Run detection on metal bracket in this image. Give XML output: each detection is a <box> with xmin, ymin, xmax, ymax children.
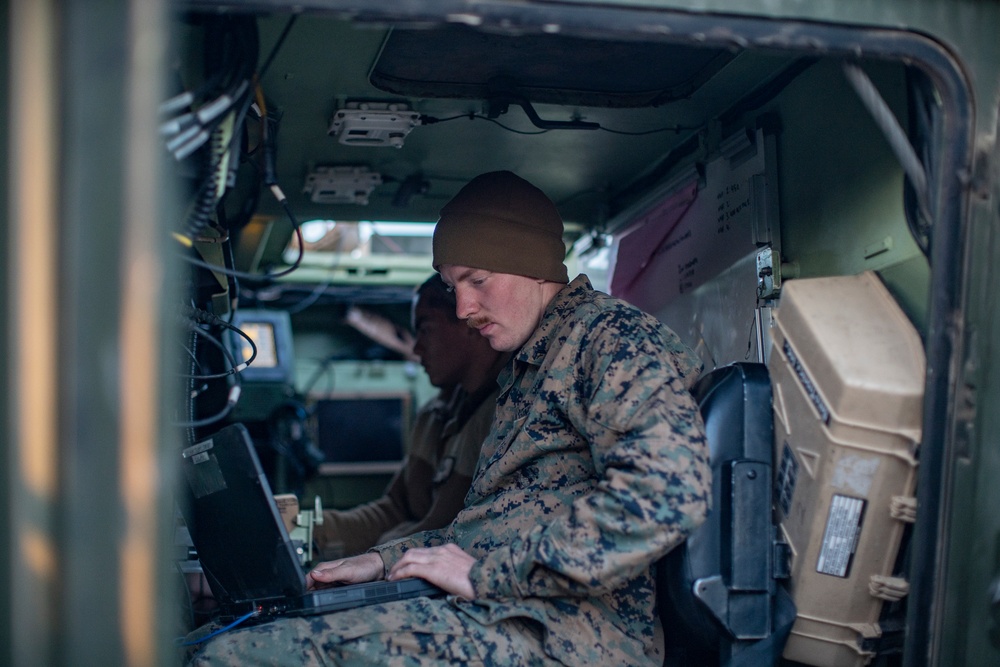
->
<box><xmin>485</xmin><ymin>77</ymin><xmax>599</xmax><ymax>130</ymax></box>
<box><xmin>756</xmin><ymin>246</ymin><xmax>781</xmax><ymax>300</ymax></box>
<box><xmin>328</xmin><ymin>100</ymin><xmax>421</xmax><ymax>148</ymax></box>
<box><xmin>288</xmin><ymin>495</ymin><xmax>324</xmax><ymax>565</ymax></box>
<box><xmin>303</xmin><ymin>165</ymin><xmax>382</xmax><ymax>205</ymax></box>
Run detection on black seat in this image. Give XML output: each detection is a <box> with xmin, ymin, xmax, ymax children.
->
<box><xmin>658</xmin><ymin>362</ymin><xmax>795</xmax><ymax>667</ymax></box>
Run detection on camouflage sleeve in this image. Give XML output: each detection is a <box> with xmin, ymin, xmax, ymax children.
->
<box><xmin>471</xmin><ymin>312</ymin><xmax>711</xmax><ymax>599</ymax></box>
<box><xmin>377</xmin><ymin>471</ymin><xmax>471</xmax><ymax>541</ymax></box>
<box><xmin>449</xmin><ymin>390</ymin><xmax>496</xmax><ymax>477</ymax></box>
<box><xmin>314</xmin><ymin>475</ymin><xmax>409</xmax><ymax>559</ymax></box>
<box><xmin>369</xmin><ymin>525</ymin><xmax>452</xmax><ymax>572</ymax></box>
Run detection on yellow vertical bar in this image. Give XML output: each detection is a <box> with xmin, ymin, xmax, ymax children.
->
<box><xmin>11</xmin><ymin>0</ymin><xmax>57</xmax><ymax>496</ymax></box>
<box><xmin>119</xmin><ymin>0</ymin><xmax>168</xmax><ymax>664</ymax></box>
<box><xmin>9</xmin><ymin>0</ymin><xmax>59</xmax><ymax>661</ymax></box>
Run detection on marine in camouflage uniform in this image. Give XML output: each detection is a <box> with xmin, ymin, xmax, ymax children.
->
<box><xmin>313</xmin><ymin>380</ymin><xmax>501</xmax><ymax>559</ymax></box>
<box><xmin>188</xmin><ymin>275</ymin><xmax>709</xmax><ymax>666</ymax></box>
<box><xmin>188</xmin><ymin>172</ymin><xmax>710</xmax><ymax>666</ymax></box>
<box><xmin>313</xmin><ymin>273</ymin><xmax>506</xmax><ymax>559</ymax></box>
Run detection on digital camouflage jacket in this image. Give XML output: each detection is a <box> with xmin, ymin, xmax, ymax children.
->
<box><xmin>375</xmin><ymin>275</ymin><xmax>711</xmax><ymax>665</ymax></box>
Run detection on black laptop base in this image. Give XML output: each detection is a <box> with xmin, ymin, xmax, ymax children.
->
<box><xmin>180</xmin><ymin>424</ymin><xmax>444</xmax><ymax>624</ymax></box>
<box><xmin>215</xmin><ymin>578</ymin><xmax>445</xmax><ymax>622</ymax></box>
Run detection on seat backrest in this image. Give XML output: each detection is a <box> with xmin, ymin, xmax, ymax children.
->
<box><xmin>658</xmin><ymin>362</ymin><xmax>792</xmax><ymax>667</ymax></box>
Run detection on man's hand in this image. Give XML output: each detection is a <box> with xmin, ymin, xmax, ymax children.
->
<box><xmin>306</xmin><ymin>552</ymin><xmax>384</xmax><ymax>590</ymax></box>
<box><xmin>387</xmin><ymin>543</ymin><xmax>476</xmax><ymax>599</ymax></box>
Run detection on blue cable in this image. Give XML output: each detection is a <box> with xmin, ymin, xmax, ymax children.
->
<box><xmin>177</xmin><ymin>610</ymin><xmax>258</xmax><ymax>646</ymax></box>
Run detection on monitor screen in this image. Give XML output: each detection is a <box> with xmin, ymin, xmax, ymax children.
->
<box><xmin>312</xmin><ymin>393</ymin><xmax>411</xmax><ymax>464</ymax></box>
<box><xmin>238</xmin><ymin>321</ymin><xmax>278</xmax><ymax>369</ymax></box>
<box><xmin>227</xmin><ymin>309</ymin><xmax>295</xmax><ymax>384</ymax></box>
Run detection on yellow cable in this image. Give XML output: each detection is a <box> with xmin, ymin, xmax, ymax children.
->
<box><xmin>172</xmin><ymin>232</ymin><xmax>193</xmax><ymax>248</ymax></box>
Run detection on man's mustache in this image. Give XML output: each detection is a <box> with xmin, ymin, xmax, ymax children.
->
<box><xmin>466</xmin><ymin>316</ymin><xmax>490</xmax><ymax>330</ymax></box>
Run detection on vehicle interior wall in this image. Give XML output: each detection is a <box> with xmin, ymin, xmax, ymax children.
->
<box><xmin>1</xmin><ymin>0</ymin><xmax>994</xmax><ymax>663</ymax></box>
<box><xmin>160</xmin><ymin>4</ymin><xmax>977</xmax><ymax>664</ymax></box>
<box><xmin>170</xmin><ymin>9</ymin><xmax>939</xmax><ymax>522</ymax></box>
<box><xmin>772</xmin><ymin>60</ymin><xmax>928</xmax><ymax>328</ymax></box>
<box><xmin>652</xmin><ymin>57</ymin><xmax>929</xmax><ymax>371</ymax></box>
<box><xmin>943</xmin><ymin>103</ymin><xmax>1000</xmax><ymax>667</ymax></box>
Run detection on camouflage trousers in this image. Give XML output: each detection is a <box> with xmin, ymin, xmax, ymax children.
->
<box><xmin>186</xmin><ymin>596</ymin><xmax>564</xmax><ymax>666</ymax></box>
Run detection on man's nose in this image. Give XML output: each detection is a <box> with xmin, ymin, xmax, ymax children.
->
<box><xmin>454</xmin><ymin>287</ymin><xmax>477</xmax><ymax>320</ymax></box>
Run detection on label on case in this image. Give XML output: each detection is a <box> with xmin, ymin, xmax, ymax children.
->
<box><xmin>816</xmin><ymin>494</ymin><xmax>865</xmax><ymax>577</ymax></box>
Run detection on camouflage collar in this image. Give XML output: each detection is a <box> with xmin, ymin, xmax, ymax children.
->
<box><xmin>516</xmin><ymin>273</ymin><xmax>592</xmax><ymax>366</ymax></box>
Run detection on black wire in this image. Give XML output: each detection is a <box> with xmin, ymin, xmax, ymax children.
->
<box><xmin>598</xmin><ymin>124</ymin><xmax>700</xmax><ymax>136</ymax></box>
<box><xmin>168</xmin><ymin>21</ymin><xmax>257</xmax><ymax>234</ymax></box>
<box><xmin>420</xmin><ymin>113</ymin><xmax>473</xmax><ymax>124</ymax></box>
<box><xmin>302</xmin><ymin>354</ymin><xmax>339</xmax><ymax>395</ymax></box>
<box><xmin>744</xmin><ymin>300</ymin><xmax>760</xmax><ymax>361</ymax></box>
<box><xmin>214</xmin><ymin>16</ymin><xmax>258</xmax><ymax>96</ymax></box>
<box><xmin>284</xmin><ymin>276</ymin><xmax>333</xmax><ymax>314</ymax></box>
<box><xmin>180</xmin><ymin>307</ymin><xmax>259</xmax><ymax>377</ymax></box>
<box><xmin>186</xmin><ymin>327</ymin><xmax>199</xmax><ymax>446</ymax></box>
<box><xmin>182</xmin><ymin>128</ymin><xmax>226</xmax><ymax>240</ymax></box>
<box><xmin>165</xmin><ymin>15</ymin><xmax>242</xmax><ymax>112</ymax></box>
<box><xmin>218</xmin><ymin>316</ymin><xmax>257</xmax><ymax>368</ymax></box>
<box><xmin>257</xmin><ymin>15</ymin><xmax>297</xmax><ymax>81</ymax></box>
<box><xmin>178</xmin><ymin>367</ymin><xmax>240</xmax><ymax>380</ymax></box>
<box><xmin>223</xmin><ymin>91</ymin><xmax>256</xmax><ymax>190</ymax></box>
<box><xmin>422</xmin><ymin>113</ymin><xmax>548</xmax><ymax>135</ymax></box>
<box><xmin>173</xmin><ymin>323</ymin><xmax>241</xmax><ymax>429</ymax></box>
<box><xmin>421</xmin><ymin>112</ymin><xmax>698</xmax><ymax>136</ymax></box>
<box><xmin>285</xmin><ymin>224</ymin><xmax>348</xmax><ymax>314</ymax></box>
<box><xmin>175</xmin><ymin>400</ymin><xmax>236</xmax><ymax>429</ymax></box>
<box><xmin>180</xmin><ymin>339</ymin><xmax>201</xmax><ymax>368</ymax></box>
<box><xmin>178</xmin><ymin>404</ymin><xmax>235</xmax><ymax>430</ymax></box>
<box><xmin>237</xmin><ymin>18</ymin><xmax>260</xmax><ymax>84</ymax></box>
<box><xmin>161</xmin><ymin>17</ymin><xmax>257</xmax><ymax>161</ymax></box>
<box><xmin>177</xmin><ymin>323</ymin><xmax>247</xmax><ymax>381</ymax></box>
<box><xmin>213</xmin><ymin>199</ymin><xmax>239</xmax><ymax>322</ymax></box>
<box><xmin>179</xmin><ymin>196</ymin><xmax>305</xmax><ymax>282</ymax></box>
<box><xmin>222</xmin><ymin>229</ymin><xmax>241</xmax><ymax>323</ymax></box>
<box><xmin>476</xmin><ymin>115</ymin><xmax>549</xmax><ymax>135</ymax></box>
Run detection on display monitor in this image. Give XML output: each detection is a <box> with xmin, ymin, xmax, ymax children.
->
<box><xmin>227</xmin><ymin>309</ymin><xmax>296</xmax><ymax>385</ymax></box>
<box><xmin>311</xmin><ymin>392</ymin><xmax>412</xmax><ymax>467</ymax></box>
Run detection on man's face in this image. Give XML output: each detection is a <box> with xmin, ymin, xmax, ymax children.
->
<box><xmin>412</xmin><ymin>299</ymin><xmax>475</xmax><ymax>388</ymax></box>
<box><xmin>438</xmin><ymin>265</ymin><xmax>549</xmax><ymax>353</ymax></box>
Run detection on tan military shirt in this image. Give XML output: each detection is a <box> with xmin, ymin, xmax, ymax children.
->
<box><xmin>316</xmin><ymin>382</ymin><xmax>499</xmax><ymax>558</ymax></box>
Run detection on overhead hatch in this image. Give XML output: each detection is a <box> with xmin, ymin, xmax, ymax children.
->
<box><xmin>368</xmin><ymin>24</ymin><xmax>738</xmax><ymax>108</ymax></box>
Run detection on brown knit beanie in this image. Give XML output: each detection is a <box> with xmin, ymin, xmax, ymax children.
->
<box><xmin>432</xmin><ymin>171</ymin><xmax>569</xmax><ymax>283</ymax></box>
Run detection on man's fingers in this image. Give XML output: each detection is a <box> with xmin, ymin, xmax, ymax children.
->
<box><xmin>387</xmin><ymin>544</ymin><xmax>476</xmax><ymax>599</ymax></box>
<box><xmin>306</xmin><ymin>562</ymin><xmax>346</xmax><ymax>589</ymax></box>
<box><xmin>306</xmin><ymin>553</ymin><xmax>384</xmax><ymax>590</ymax></box>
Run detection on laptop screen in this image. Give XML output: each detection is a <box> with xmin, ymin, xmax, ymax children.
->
<box><xmin>179</xmin><ymin>424</ymin><xmax>306</xmax><ymax>605</ymax></box>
